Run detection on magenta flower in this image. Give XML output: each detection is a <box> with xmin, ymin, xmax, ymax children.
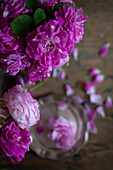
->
<box><xmin>105</xmin><ymin>96</ymin><xmax>112</xmax><ymax>108</ymax></box>
<box><xmin>55</xmin><ymin>5</ymin><xmax>88</xmax><ymax>43</ymax></box>
<box><xmin>65</xmin><ymin>84</ymin><xmax>74</xmax><ymax>96</ymax></box>
<box><xmin>3</xmin><ymin>85</ymin><xmax>40</xmax><ymax>129</ymax></box>
<box><xmin>26</xmin><ymin>20</ymin><xmax>73</xmax><ymax>69</ymax></box>
<box><xmin>0</xmin><ymin>121</ymin><xmax>31</xmax><ymax>163</ymax></box>
<box><xmin>27</xmin><ymin>61</ymin><xmax>52</xmax><ymax>82</ymax></box>
<box><xmin>90</xmin><ymin>94</ymin><xmax>103</xmax><ymax>105</ymax></box>
<box><xmin>0</xmin><ymin>0</ymin><xmax>31</xmax><ymax>22</ymax></box>
<box><xmin>96</xmin><ymin>106</ymin><xmax>105</xmax><ymax>117</ymax></box>
<box><xmin>71</xmin><ymin>47</ymin><xmax>79</xmax><ymax>61</ymax></box>
<box><xmin>0</xmin><ymin>23</ymin><xmax>24</xmax><ymax>55</ymax></box>
<box><xmin>85</xmin><ymin>82</ymin><xmax>96</xmax><ymax>95</ymax></box>
<box><xmin>93</xmin><ymin>74</ymin><xmax>105</xmax><ymax>83</ymax></box>
<box><xmin>89</xmin><ymin>67</ymin><xmax>101</xmax><ymax>75</ymax></box>
<box><xmin>47</xmin><ymin>116</ymin><xmax>76</xmax><ymax>150</ymax></box>
<box><xmin>99</xmin><ymin>42</ymin><xmax>110</xmax><ymax>57</ymax></box>
<box><xmin>0</xmin><ymin>53</ymin><xmax>31</xmax><ymax>76</ymax></box>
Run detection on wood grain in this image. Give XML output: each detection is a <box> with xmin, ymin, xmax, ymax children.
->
<box><xmin>0</xmin><ymin>0</ymin><xmax>113</xmax><ymax>169</ymax></box>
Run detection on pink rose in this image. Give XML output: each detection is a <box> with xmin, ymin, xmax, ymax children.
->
<box><xmin>3</xmin><ymin>85</ymin><xmax>40</xmax><ymax>129</ymax></box>
<box><xmin>0</xmin><ymin>121</ymin><xmax>31</xmax><ymax>163</ymax></box>
<box><xmin>47</xmin><ymin>116</ymin><xmax>77</xmax><ymax>150</ymax></box>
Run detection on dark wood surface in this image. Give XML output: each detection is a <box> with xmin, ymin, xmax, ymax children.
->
<box><xmin>0</xmin><ymin>0</ymin><xmax>113</xmax><ymax>169</ymax></box>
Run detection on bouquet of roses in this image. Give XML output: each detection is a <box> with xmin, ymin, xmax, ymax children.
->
<box><xmin>0</xmin><ymin>0</ymin><xmax>88</xmax><ymax>82</ymax></box>
<box><xmin>0</xmin><ymin>0</ymin><xmax>88</xmax><ymax>163</ymax></box>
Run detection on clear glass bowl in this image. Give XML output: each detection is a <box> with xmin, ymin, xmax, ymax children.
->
<box><xmin>30</xmin><ymin>94</ymin><xmax>89</xmax><ymax>160</ymax></box>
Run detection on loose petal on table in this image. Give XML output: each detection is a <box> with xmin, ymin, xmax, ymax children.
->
<box><xmin>105</xmin><ymin>96</ymin><xmax>112</xmax><ymax>108</ymax></box>
<box><xmin>90</xmin><ymin>94</ymin><xmax>103</xmax><ymax>105</ymax></box>
<box><xmin>99</xmin><ymin>42</ymin><xmax>110</xmax><ymax>57</ymax></box>
<box><xmin>93</xmin><ymin>74</ymin><xmax>105</xmax><ymax>83</ymax></box>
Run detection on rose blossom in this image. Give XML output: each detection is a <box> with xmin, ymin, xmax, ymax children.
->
<box><xmin>0</xmin><ymin>23</ymin><xmax>24</xmax><ymax>55</ymax></box>
<box><xmin>55</xmin><ymin>5</ymin><xmax>88</xmax><ymax>43</ymax></box>
<box><xmin>3</xmin><ymin>85</ymin><xmax>40</xmax><ymax>129</ymax></box>
<box><xmin>0</xmin><ymin>0</ymin><xmax>31</xmax><ymax>22</ymax></box>
<box><xmin>26</xmin><ymin>19</ymin><xmax>74</xmax><ymax>69</ymax></box>
<box><xmin>0</xmin><ymin>53</ymin><xmax>31</xmax><ymax>76</ymax></box>
<box><xmin>0</xmin><ymin>121</ymin><xmax>31</xmax><ymax>163</ymax></box>
<box><xmin>27</xmin><ymin>61</ymin><xmax>52</xmax><ymax>82</ymax></box>
<box><xmin>47</xmin><ymin>116</ymin><xmax>77</xmax><ymax>150</ymax></box>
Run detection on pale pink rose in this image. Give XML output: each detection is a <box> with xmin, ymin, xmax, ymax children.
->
<box><xmin>3</xmin><ymin>85</ymin><xmax>40</xmax><ymax>129</ymax></box>
<box><xmin>47</xmin><ymin>116</ymin><xmax>76</xmax><ymax>150</ymax></box>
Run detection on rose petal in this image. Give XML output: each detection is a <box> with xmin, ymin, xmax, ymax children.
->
<box><xmin>93</xmin><ymin>74</ymin><xmax>104</xmax><ymax>83</ymax></box>
<box><xmin>89</xmin><ymin>68</ymin><xmax>101</xmax><ymax>75</ymax></box>
<box><xmin>85</xmin><ymin>82</ymin><xmax>96</xmax><ymax>95</ymax></box>
<box><xmin>84</xmin><ymin>104</ymin><xmax>97</xmax><ymax>121</ymax></box>
<box><xmin>90</xmin><ymin>94</ymin><xmax>103</xmax><ymax>105</ymax></box>
<box><xmin>72</xmin><ymin>47</ymin><xmax>79</xmax><ymax>61</ymax></box>
<box><xmin>99</xmin><ymin>42</ymin><xmax>110</xmax><ymax>57</ymax></box>
<box><xmin>65</xmin><ymin>84</ymin><xmax>74</xmax><ymax>96</ymax></box>
<box><xmin>58</xmin><ymin>103</ymin><xmax>68</xmax><ymax>110</ymax></box>
<box><xmin>96</xmin><ymin>106</ymin><xmax>105</xmax><ymax>117</ymax></box>
<box><xmin>52</xmin><ymin>68</ymin><xmax>65</xmax><ymax>80</ymax></box>
<box><xmin>88</xmin><ymin>121</ymin><xmax>97</xmax><ymax>134</ymax></box>
<box><xmin>105</xmin><ymin>96</ymin><xmax>112</xmax><ymax>108</ymax></box>
<box><xmin>72</xmin><ymin>95</ymin><xmax>83</xmax><ymax>104</ymax></box>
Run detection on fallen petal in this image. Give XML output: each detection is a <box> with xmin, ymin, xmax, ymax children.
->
<box><xmin>84</xmin><ymin>104</ymin><xmax>97</xmax><ymax>121</ymax></box>
<box><xmin>89</xmin><ymin>68</ymin><xmax>101</xmax><ymax>75</ymax></box>
<box><xmin>93</xmin><ymin>74</ymin><xmax>104</xmax><ymax>83</ymax></box>
<box><xmin>105</xmin><ymin>96</ymin><xmax>112</xmax><ymax>108</ymax></box>
<box><xmin>99</xmin><ymin>42</ymin><xmax>110</xmax><ymax>57</ymax></box>
<box><xmin>85</xmin><ymin>82</ymin><xmax>96</xmax><ymax>95</ymax></box>
<box><xmin>58</xmin><ymin>103</ymin><xmax>68</xmax><ymax>110</ymax></box>
<box><xmin>65</xmin><ymin>84</ymin><xmax>74</xmax><ymax>96</ymax></box>
<box><xmin>96</xmin><ymin>106</ymin><xmax>105</xmax><ymax>117</ymax></box>
<box><xmin>88</xmin><ymin>121</ymin><xmax>97</xmax><ymax>134</ymax></box>
<box><xmin>72</xmin><ymin>95</ymin><xmax>83</xmax><ymax>104</ymax></box>
<box><xmin>90</xmin><ymin>94</ymin><xmax>103</xmax><ymax>105</ymax></box>
<box><xmin>52</xmin><ymin>68</ymin><xmax>65</xmax><ymax>80</ymax></box>
<box><xmin>72</xmin><ymin>47</ymin><xmax>79</xmax><ymax>61</ymax></box>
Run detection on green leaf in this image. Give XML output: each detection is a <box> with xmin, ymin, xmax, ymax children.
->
<box><xmin>11</xmin><ymin>15</ymin><xmax>34</xmax><ymax>36</ymax></box>
<box><xmin>66</xmin><ymin>61</ymin><xmax>70</xmax><ymax>67</ymax></box>
<box><xmin>54</xmin><ymin>2</ymin><xmax>72</xmax><ymax>10</ymax></box>
<box><xmin>34</xmin><ymin>8</ymin><xmax>46</xmax><ymax>27</ymax></box>
<box><xmin>25</xmin><ymin>0</ymin><xmax>38</xmax><ymax>10</ymax></box>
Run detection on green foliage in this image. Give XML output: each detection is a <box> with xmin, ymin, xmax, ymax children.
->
<box><xmin>25</xmin><ymin>0</ymin><xmax>38</xmax><ymax>10</ymax></box>
<box><xmin>34</xmin><ymin>8</ymin><xmax>46</xmax><ymax>27</ymax></box>
<box><xmin>54</xmin><ymin>2</ymin><xmax>72</xmax><ymax>10</ymax></box>
<box><xmin>11</xmin><ymin>14</ymin><xmax>34</xmax><ymax>36</ymax></box>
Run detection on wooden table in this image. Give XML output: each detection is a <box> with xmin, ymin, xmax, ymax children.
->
<box><xmin>0</xmin><ymin>0</ymin><xmax>113</xmax><ymax>169</ymax></box>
